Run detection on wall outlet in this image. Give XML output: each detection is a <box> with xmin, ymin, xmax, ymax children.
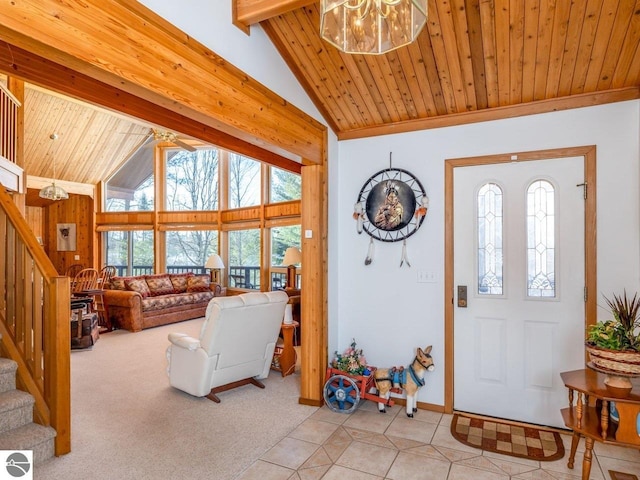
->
<box><xmin>74</xmin><ymin>255</ymin><xmax>80</xmax><ymax>260</ymax></box>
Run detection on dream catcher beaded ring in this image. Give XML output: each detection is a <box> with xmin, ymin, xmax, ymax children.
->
<box><xmin>353</xmin><ymin>167</ymin><xmax>428</xmax><ymax>266</ymax></box>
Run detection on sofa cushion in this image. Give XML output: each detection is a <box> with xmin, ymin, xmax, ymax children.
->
<box><xmin>110</xmin><ymin>276</ymin><xmax>133</xmax><ymax>291</ymax></box>
<box><xmin>187</xmin><ymin>274</ymin><xmax>210</xmax><ymax>293</ymax></box>
<box><xmin>125</xmin><ymin>277</ymin><xmax>151</xmax><ymax>298</ymax></box>
<box><xmin>145</xmin><ymin>274</ymin><xmax>175</xmax><ymax>296</ymax></box>
<box><xmin>170</xmin><ymin>273</ymin><xmax>194</xmax><ymax>294</ymax></box>
<box><xmin>141</xmin><ymin>291</ymin><xmax>213</xmax><ymax>312</ymax></box>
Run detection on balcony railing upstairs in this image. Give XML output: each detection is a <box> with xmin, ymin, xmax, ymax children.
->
<box><xmin>0</xmin><ymin>83</ymin><xmax>23</xmax><ymax>193</ymax></box>
<box><xmin>0</xmin><ymin>186</ymin><xmax>70</xmax><ymax>455</ymax></box>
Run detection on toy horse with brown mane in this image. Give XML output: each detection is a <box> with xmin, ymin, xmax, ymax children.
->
<box><xmin>373</xmin><ymin>346</ymin><xmax>434</xmax><ymax>417</ymax></box>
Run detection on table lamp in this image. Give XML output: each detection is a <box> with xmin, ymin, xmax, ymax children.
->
<box><xmin>205</xmin><ymin>253</ymin><xmax>225</xmax><ymax>284</ymax></box>
<box><xmin>282</xmin><ymin>247</ymin><xmax>301</xmax><ymax>289</ymax></box>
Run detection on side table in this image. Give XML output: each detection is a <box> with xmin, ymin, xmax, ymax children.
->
<box><xmin>560</xmin><ymin>369</ymin><xmax>640</xmax><ymax>480</ymax></box>
<box><xmin>272</xmin><ymin>321</ymin><xmax>299</xmax><ymax>377</ymax></box>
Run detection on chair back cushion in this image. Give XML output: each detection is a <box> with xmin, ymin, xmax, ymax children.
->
<box><xmin>199</xmin><ymin>291</ymin><xmax>288</xmax><ymax>365</ymax></box>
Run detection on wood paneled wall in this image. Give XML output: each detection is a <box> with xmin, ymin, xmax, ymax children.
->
<box><xmin>25</xmin><ymin>206</ymin><xmax>43</xmax><ymax>243</ymax></box>
<box><xmin>43</xmin><ymin>195</ymin><xmax>94</xmax><ymax>275</ymax></box>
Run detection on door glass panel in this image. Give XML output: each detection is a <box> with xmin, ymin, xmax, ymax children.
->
<box><xmin>527</xmin><ymin>180</ymin><xmax>555</xmax><ymax>297</ymax></box>
<box><xmin>477</xmin><ymin>183</ymin><xmax>503</xmax><ymax>295</ymax></box>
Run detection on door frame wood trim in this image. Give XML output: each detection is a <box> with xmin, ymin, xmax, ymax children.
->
<box><xmin>444</xmin><ymin>146</ymin><xmax>597</xmax><ymax>413</ymax></box>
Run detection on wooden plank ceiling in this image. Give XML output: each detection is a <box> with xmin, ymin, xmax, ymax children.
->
<box><xmin>21</xmin><ymin>85</ymin><xmax>152</xmax><ymax>185</ymax></box>
<box><xmin>253</xmin><ymin>0</ymin><xmax>640</xmax><ymax>139</ymax></box>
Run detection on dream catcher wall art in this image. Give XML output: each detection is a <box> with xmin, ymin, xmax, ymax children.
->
<box><xmin>353</xmin><ymin>163</ymin><xmax>428</xmax><ymax>266</ymax></box>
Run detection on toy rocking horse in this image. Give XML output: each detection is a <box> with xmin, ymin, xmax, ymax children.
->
<box><xmin>373</xmin><ymin>345</ymin><xmax>434</xmax><ymax>417</ymax></box>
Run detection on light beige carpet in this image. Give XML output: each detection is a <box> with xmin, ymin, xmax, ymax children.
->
<box><xmin>35</xmin><ymin>318</ymin><xmax>317</xmax><ymax>480</ymax></box>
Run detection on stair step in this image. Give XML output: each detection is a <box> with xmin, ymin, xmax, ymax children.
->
<box><xmin>0</xmin><ymin>358</ymin><xmax>17</xmax><ymax>394</ymax></box>
<box><xmin>0</xmin><ymin>423</ymin><xmax>56</xmax><ymax>465</ymax></box>
<box><xmin>0</xmin><ymin>390</ymin><xmax>34</xmax><ymax>434</ymax></box>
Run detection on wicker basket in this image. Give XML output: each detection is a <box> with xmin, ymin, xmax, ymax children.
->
<box><xmin>585</xmin><ymin>343</ymin><xmax>640</xmax><ymax>375</ymax></box>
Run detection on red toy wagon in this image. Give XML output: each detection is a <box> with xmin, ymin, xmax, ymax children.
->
<box><xmin>323</xmin><ymin>366</ymin><xmax>396</xmax><ymax>414</ymax></box>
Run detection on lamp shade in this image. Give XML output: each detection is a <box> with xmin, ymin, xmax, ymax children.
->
<box><xmin>282</xmin><ymin>247</ymin><xmax>302</xmax><ymax>266</ymax></box>
<box><xmin>205</xmin><ymin>253</ymin><xmax>225</xmax><ymax>269</ymax></box>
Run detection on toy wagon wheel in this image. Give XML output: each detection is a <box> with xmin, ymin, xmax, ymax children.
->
<box><xmin>323</xmin><ymin>374</ymin><xmax>360</xmax><ymax>414</ymax></box>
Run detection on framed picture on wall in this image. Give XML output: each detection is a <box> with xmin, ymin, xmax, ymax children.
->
<box><xmin>57</xmin><ymin>223</ymin><xmax>76</xmax><ymax>252</ymax></box>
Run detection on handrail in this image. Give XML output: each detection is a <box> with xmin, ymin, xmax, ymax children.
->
<box><xmin>0</xmin><ymin>185</ymin><xmax>70</xmax><ymax>455</ymax></box>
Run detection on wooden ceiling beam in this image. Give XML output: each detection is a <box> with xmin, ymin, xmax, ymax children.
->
<box><xmin>0</xmin><ymin>44</ymin><xmax>302</xmax><ymax>175</ymax></box>
<box><xmin>0</xmin><ymin>0</ymin><xmax>325</xmax><ymax>165</ymax></box>
<box><xmin>233</xmin><ymin>0</ymin><xmax>316</xmax><ymax>32</ymax></box>
<box><xmin>337</xmin><ymin>87</ymin><xmax>640</xmax><ymax>140</ymax></box>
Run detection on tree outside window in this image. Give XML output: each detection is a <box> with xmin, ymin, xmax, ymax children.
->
<box><xmin>229</xmin><ymin>153</ymin><xmax>260</xmax><ymax>208</ymax></box>
<box><xmin>228</xmin><ymin>229</ymin><xmax>260</xmax><ymax>289</ymax></box>
<box><xmin>105</xmin><ymin>230</ymin><xmax>154</xmax><ymax>276</ymax></box>
<box><xmin>165</xmin><ymin>148</ymin><xmax>219</xmax><ymax>211</ymax></box>
<box><xmin>166</xmin><ymin>230</ymin><xmax>219</xmax><ymax>274</ymax></box>
<box><xmin>270</xmin><ymin>167</ymin><xmax>301</xmax><ymax>203</ymax></box>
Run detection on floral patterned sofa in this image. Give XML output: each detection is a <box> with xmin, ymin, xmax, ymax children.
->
<box><xmin>103</xmin><ymin>273</ymin><xmax>224</xmax><ymax>332</ymax></box>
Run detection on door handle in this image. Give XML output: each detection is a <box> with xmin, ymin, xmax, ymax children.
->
<box><xmin>457</xmin><ymin>285</ymin><xmax>467</xmax><ymax>308</ymax></box>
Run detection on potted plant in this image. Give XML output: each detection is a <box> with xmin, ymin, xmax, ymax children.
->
<box><xmin>586</xmin><ymin>290</ymin><xmax>640</xmax><ymax>395</ymax></box>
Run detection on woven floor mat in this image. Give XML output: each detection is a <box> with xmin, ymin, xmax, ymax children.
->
<box><xmin>451</xmin><ymin>413</ymin><xmax>565</xmax><ymax>461</ymax></box>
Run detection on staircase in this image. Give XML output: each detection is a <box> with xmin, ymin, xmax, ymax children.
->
<box><xmin>0</xmin><ymin>358</ymin><xmax>56</xmax><ymax>464</ymax></box>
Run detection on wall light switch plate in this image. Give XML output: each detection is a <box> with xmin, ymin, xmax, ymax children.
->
<box><xmin>74</xmin><ymin>255</ymin><xmax>80</xmax><ymax>260</ymax></box>
<box><xmin>417</xmin><ymin>271</ymin><xmax>437</xmax><ymax>283</ymax></box>
<box><xmin>305</xmin><ymin>230</ymin><xmax>313</xmax><ymax>238</ymax></box>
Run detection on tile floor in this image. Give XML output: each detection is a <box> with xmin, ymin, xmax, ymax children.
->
<box><xmin>237</xmin><ymin>399</ymin><xmax>640</xmax><ymax>480</ymax></box>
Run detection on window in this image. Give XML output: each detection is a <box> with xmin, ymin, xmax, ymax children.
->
<box><xmin>228</xmin><ymin>229</ymin><xmax>260</xmax><ymax>289</ymax></box>
<box><xmin>166</xmin><ymin>230</ymin><xmax>219</xmax><ymax>274</ymax></box>
<box><xmin>228</xmin><ymin>153</ymin><xmax>260</xmax><ymax>208</ymax></box>
<box><xmin>105</xmin><ymin>148</ymin><xmax>154</xmax><ymax>212</ymax></box>
<box><xmin>527</xmin><ymin>180</ymin><xmax>555</xmax><ymax>297</ymax></box>
<box><xmin>105</xmin><ymin>230</ymin><xmax>154</xmax><ymax>276</ymax></box>
<box><xmin>477</xmin><ymin>183</ymin><xmax>503</xmax><ymax>295</ymax></box>
<box><xmin>165</xmin><ymin>148</ymin><xmax>219</xmax><ymax>211</ymax></box>
<box><xmin>271</xmin><ymin>225</ymin><xmax>301</xmax><ymax>290</ymax></box>
<box><xmin>270</xmin><ymin>167</ymin><xmax>301</xmax><ymax>203</ymax></box>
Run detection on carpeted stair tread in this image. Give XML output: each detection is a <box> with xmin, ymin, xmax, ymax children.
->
<box><xmin>0</xmin><ymin>390</ymin><xmax>35</xmax><ymax>434</ymax></box>
<box><xmin>0</xmin><ymin>358</ymin><xmax>17</xmax><ymax>393</ymax></box>
<box><xmin>0</xmin><ymin>423</ymin><xmax>56</xmax><ymax>464</ymax></box>
<box><xmin>0</xmin><ymin>422</ymin><xmax>56</xmax><ymax>449</ymax></box>
<box><xmin>0</xmin><ymin>389</ymin><xmax>34</xmax><ymax>414</ymax></box>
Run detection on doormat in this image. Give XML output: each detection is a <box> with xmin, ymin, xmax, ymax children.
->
<box><xmin>451</xmin><ymin>414</ymin><xmax>565</xmax><ymax>461</ymax></box>
<box><xmin>609</xmin><ymin>471</ymin><xmax>638</xmax><ymax>480</ymax></box>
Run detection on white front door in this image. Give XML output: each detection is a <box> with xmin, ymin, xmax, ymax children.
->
<box><xmin>453</xmin><ymin>157</ymin><xmax>585</xmax><ymax>428</ymax></box>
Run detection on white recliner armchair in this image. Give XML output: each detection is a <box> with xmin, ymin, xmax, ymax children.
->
<box><xmin>167</xmin><ymin>291</ymin><xmax>288</xmax><ymax>402</ymax></box>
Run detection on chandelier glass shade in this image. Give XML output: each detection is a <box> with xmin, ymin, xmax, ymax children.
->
<box><xmin>39</xmin><ymin>183</ymin><xmax>69</xmax><ymax>201</ymax></box>
<box><xmin>320</xmin><ymin>0</ymin><xmax>428</xmax><ymax>55</ymax></box>
<box><xmin>39</xmin><ymin>133</ymin><xmax>68</xmax><ymax>201</ymax></box>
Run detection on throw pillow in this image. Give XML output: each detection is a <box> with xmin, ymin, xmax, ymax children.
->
<box><xmin>145</xmin><ymin>274</ymin><xmax>175</xmax><ymax>296</ymax></box>
<box><xmin>124</xmin><ymin>277</ymin><xmax>151</xmax><ymax>298</ymax></box>
<box><xmin>110</xmin><ymin>276</ymin><xmax>131</xmax><ymax>291</ymax></box>
<box><xmin>187</xmin><ymin>274</ymin><xmax>210</xmax><ymax>293</ymax></box>
<box><xmin>170</xmin><ymin>273</ymin><xmax>194</xmax><ymax>293</ymax></box>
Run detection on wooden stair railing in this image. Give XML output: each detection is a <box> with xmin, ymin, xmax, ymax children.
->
<box><xmin>0</xmin><ymin>185</ymin><xmax>70</xmax><ymax>455</ymax></box>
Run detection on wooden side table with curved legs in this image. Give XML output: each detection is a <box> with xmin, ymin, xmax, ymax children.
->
<box><xmin>560</xmin><ymin>369</ymin><xmax>640</xmax><ymax>480</ymax></box>
<box><xmin>271</xmin><ymin>321</ymin><xmax>299</xmax><ymax>377</ymax></box>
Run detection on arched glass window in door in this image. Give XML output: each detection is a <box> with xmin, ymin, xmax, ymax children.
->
<box><xmin>477</xmin><ymin>183</ymin><xmax>503</xmax><ymax>295</ymax></box>
<box><xmin>527</xmin><ymin>180</ymin><xmax>555</xmax><ymax>297</ymax></box>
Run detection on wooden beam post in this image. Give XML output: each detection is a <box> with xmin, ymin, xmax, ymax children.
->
<box><xmin>299</xmin><ymin>161</ymin><xmax>327</xmax><ymax>406</ymax></box>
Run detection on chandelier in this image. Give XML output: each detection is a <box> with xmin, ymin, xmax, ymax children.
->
<box><xmin>39</xmin><ymin>133</ymin><xmax>69</xmax><ymax>201</ymax></box>
<box><xmin>320</xmin><ymin>0</ymin><xmax>428</xmax><ymax>55</ymax></box>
